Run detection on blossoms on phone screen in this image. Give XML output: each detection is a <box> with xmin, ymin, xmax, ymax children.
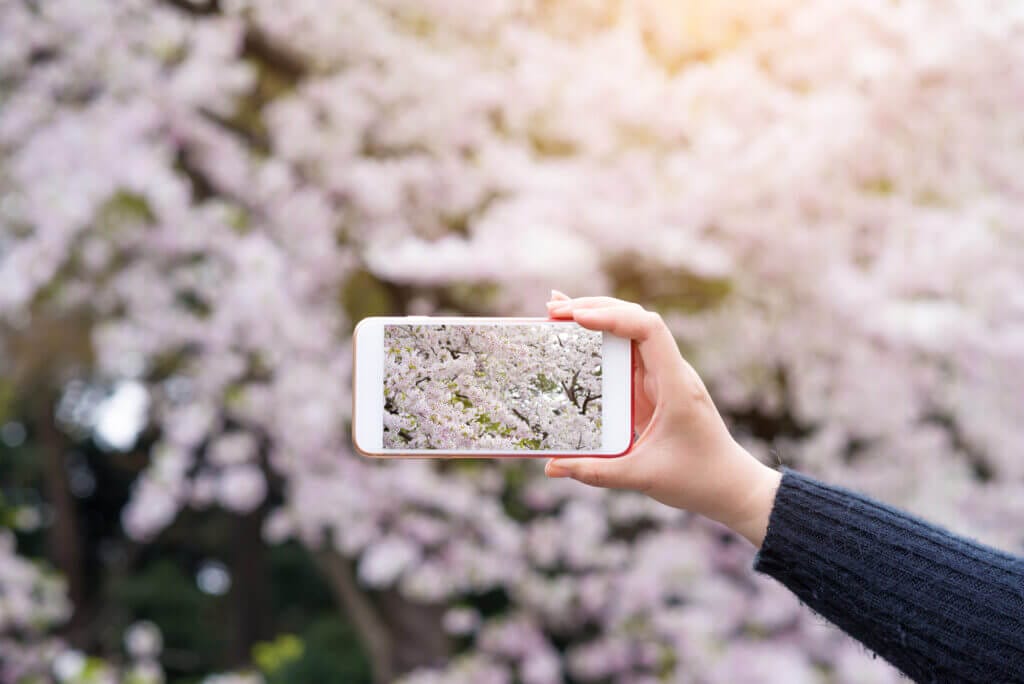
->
<box><xmin>383</xmin><ymin>324</ymin><xmax>603</xmax><ymax>450</ymax></box>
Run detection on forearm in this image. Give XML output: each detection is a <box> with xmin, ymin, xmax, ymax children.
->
<box><xmin>752</xmin><ymin>468</ymin><xmax>1024</xmax><ymax>683</ymax></box>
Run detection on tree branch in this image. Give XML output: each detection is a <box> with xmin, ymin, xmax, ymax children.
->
<box><xmin>314</xmin><ymin>552</ymin><xmax>450</xmax><ymax>680</ymax></box>
<box><xmin>511</xmin><ymin>407</ymin><xmax>543</xmax><ymax>438</ymax></box>
<box><xmin>561</xmin><ymin>368</ymin><xmax>581</xmax><ymax>407</ymax></box>
<box><xmin>157</xmin><ymin>0</ymin><xmax>221</xmax><ymax>16</ymax></box>
<box><xmin>315</xmin><ymin>552</ymin><xmax>395</xmax><ymax>684</ymax></box>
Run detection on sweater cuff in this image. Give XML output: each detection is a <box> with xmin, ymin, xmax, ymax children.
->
<box><xmin>752</xmin><ymin>466</ymin><xmax>1024</xmax><ymax>683</ymax></box>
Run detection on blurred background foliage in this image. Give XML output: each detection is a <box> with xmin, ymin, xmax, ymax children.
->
<box><xmin>0</xmin><ymin>410</ymin><xmax>372</xmax><ymax>682</ymax></box>
<box><xmin>3</xmin><ymin>0</ymin><xmax>1024</xmax><ymax>682</ymax></box>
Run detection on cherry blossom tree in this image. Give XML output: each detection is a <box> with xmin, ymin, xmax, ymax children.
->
<box><xmin>384</xmin><ymin>324</ymin><xmax>602</xmax><ymax>450</ymax></box>
<box><xmin>0</xmin><ymin>530</ymin><xmax>70</xmax><ymax>683</ymax></box>
<box><xmin>2</xmin><ymin>0</ymin><xmax>1024</xmax><ymax>682</ymax></box>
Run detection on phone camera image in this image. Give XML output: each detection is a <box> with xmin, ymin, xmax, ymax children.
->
<box><xmin>383</xmin><ymin>323</ymin><xmax>602</xmax><ymax>451</ymax></box>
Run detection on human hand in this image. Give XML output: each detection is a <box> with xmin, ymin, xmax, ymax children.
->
<box><xmin>545</xmin><ymin>291</ymin><xmax>781</xmax><ymax>547</ymax></box>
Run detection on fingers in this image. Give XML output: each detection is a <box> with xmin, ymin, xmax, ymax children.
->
<box><xmin>546</xmin><ymin>295</ymin><xmax>641</xmax><ymax>318</ymax></box>
<box><xmin>571</xmin><ymin>306</ymin><xmax>683</xmax><ymax>384</ymax></box>
<box><xmin>634</xmin><ymin>363</ymin><xmax>655</xmax><ymax>432</ymax></box>
<box><xmin>545</xmin><ymin>293</ymin><xmax>685</xmax><ymax>395</ymax></box>
<box><xmin>559</xmin><ymin>296</ymin><xmax>643</xmax><ymax>310</ymax></box>
<box><xmin>547</xmin><ymin>298</ymin><xmax>572</xmax><ymax>319</ymax></box>
<box><xmin>570</xmin><ymin>305</ymin><xmax>653</xmax><ymax>338</ymax></box>
<box><xmin>545</xmin><ymin>454</ymin><xmax>648</xmax><ymax>491</ymax></box>
<box><xmin>550</xmin><ymin>289</ymin><xmax>571</xmax><ymax>301</ymax></box>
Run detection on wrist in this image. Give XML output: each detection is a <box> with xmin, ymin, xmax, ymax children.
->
<box><xmin>717</xmin><ymin>448</ymin><xmax>782</xmax><ymax>548</ymax></box>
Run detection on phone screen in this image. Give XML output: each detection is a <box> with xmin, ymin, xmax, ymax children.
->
<box><xmin>383</xmin><ymin>322</ymin><xmax>603</xmax><ymax>451</ymax></box>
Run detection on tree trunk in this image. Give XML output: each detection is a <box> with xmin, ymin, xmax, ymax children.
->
<box><xmin>37</xmin><ymin>396</ymin><xmax>86</xmax><ymax>640</ymax></box>
<box><xmin>316</xmin><ymin>551</ymin><xmax>450</xmax><ymax>684</ymax></box>
<box><xmin>229</xmin><ymin>508</ymin><xmax>271</xmax><ymax>665</ymax></box>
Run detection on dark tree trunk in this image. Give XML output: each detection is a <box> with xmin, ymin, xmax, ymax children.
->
<box><xmin>37</xmin><ymin>397</ymin><xmax>86</xmax><ymax>640</ymax></box>
<box><xmin>377</xmin><ymin>588</ymin><xmax>450</xmax><ymax>675</ymax></box>
<box><xmin>229</xmin><ymin>508</ymin><xmax>272</xmax><ymax>664</ymax></box>
<box><xmin>316</xmin><ymin>551</ymin><xmax>450</xmax><ymax>684</ymax></box>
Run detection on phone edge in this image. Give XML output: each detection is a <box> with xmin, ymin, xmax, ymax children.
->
<box><xmin>350</xmin><ymin>316</ymin><xmax>635</xmax><ymax>459</ymax></box>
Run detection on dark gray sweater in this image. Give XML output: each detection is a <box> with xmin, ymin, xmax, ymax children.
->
<box><xmin>753</xmin><ymin>467</ymin><xmax>1024</xmax><ymax>683</ymax></box>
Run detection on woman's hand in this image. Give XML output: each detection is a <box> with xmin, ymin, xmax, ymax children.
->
<box><xmin>545</xmin><ymin>291</ymin><xmax>781</xmax><ymax>547</ymax></box>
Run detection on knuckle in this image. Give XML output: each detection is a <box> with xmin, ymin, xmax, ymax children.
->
<box><xmin>686</xmin><ymin>369</ymin><xmax>711</xmax><ymax>405</ymax></box>
<box><xmin>688</xmin><ymin>385</ymin><xmax>711</xmax><ymax>411</ymax></box>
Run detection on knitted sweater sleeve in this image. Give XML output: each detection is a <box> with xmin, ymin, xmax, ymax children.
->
<box><xmin>752</xmin><ymin>467</ymin><xmax>1024</xmax><ymax>683</ymax></box>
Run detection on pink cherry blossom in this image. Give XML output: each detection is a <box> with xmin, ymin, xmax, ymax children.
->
<box><xmin>3</xmin><ymin>0</ymin><xmax>1023</xmax><ymax>680</ymax></box>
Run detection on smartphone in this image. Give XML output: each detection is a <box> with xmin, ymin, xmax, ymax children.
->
<box><xmin>352</xmin><ymin>317</ymin><xmax>634</xmax><ymax>457</ymax></box>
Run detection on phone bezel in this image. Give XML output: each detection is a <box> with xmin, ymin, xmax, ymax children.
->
<box><xmin>352</xmin><ymin>316</ymin><xmax>634</xmax><ymax>458</ymax></box>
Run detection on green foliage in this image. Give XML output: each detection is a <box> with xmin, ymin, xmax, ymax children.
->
<box><xmin>75</xmin><ymin>657</ymin><xmax>116</xmax><ymax>684</ymax></box>
<box><xmin>532</xmin><ymin>373</ymin><xmax>559</xmax><ymax>393</ymax></box>
<box><xmin>440</xmin><ymin>192</ymin><xmax>502</xmax><ymax>237</ymax></box>
<box><xmin>443</xmin><ymin>282</ymin><xmax>500</xmax><ymax>312</ymax></box>
<box><xmin>473</xmin><ymin>412</ymin><xmax>515</xmax><ymax>438</ymax></box>
<box><xmin>526</xmin><ymin>128</ymin><xmax>579</xmax><ymax>158</ymax></box>
<box><xmin>0</xmin><ymin>492</ymin><xmax>14</xmax><ymax>528</ymax></box>
<box><xmin>449</xmin><ymin>392</ymin><xmax>523</xmax><ymax>442</ymax></box>
<box><xmin>227</xmin><ymin>38</ymin><xmax>303</xmax><ymax>154</ymax></box>
<box><xmin>226</xmin><ymin>206</ymin><xmax>251</xmax><ymax>234</ymax></box>
<box><xmin>656</xmin><ymin>644</ymin><xmax>678</xmax><ymax>679</ymax></box>
<box><xmin>862</xmin><ymin>176</ymin><xmax>895</xmax><ymax>195</ymax></box>
<box><xmin>96</xmin><ymin>191</ymin><xmax>155</xmax><ymax>234</ymax></box>
<box><xmin>0</xmin><ymin>400</ymin><xmax>373</xmax><ymax>684</ymax></box>
<box><xmin>0</xmin><ymin>428</ymin><xmax>50</xmax><ymax>558</ymax></box>
<box><xmin>14</xmin><ymin>675</ymin><xmax>48</xmax><ymax>684</ymax></box>
<box><xmin>608</xmin><ymin>257</ymin><xmax>732</xmax><ymax>314</ymax></box>
<box><xmin>253</xmin><ymin>634</ymin><xmax>304</xmax><ymax>674</ymax></box>
<box><xmin>112</xmin><ymin>560</ymin><xmax>230</xmax><ymax>669</ymax></box>
<box><xmin>500</xmin><ymin>461</ymin><xmax>533</xmax><ymax>522</ymax></box>
<box><xmin>340</xmin><ymin>270</ymin><xmax>395</xmax><ymax>328</ymax></box>
<box><xmin>261</xmin><ymin>618</ymin><xmax>372</xmax><ymax>684</ymax></box>
<box><xmin>267</xmin><ymin>542</ymin><xmax>338</xmax><ymax>629</ymax></box>
<box><xmin>0</xmin><ymin>380</ymin><xmax>16</xmax><ymax>424</ymax></box>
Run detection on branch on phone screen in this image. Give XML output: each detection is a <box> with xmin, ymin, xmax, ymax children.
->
<box><xmin>581</xmin><ymin>392</ymin><xmax>601</xmax><ymax>415</ymax></box>
<box><xmin>511</xmin><ymin>407</ymin><xmax>548</xmax><ymax>442</ymax></box>
<box><xmin>560</xmin><ymin>368</ymin><xmax>582</xmax><ymax>407</ymax></box>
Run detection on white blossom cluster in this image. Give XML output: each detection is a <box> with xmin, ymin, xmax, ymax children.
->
<box><xmin>0</xmin><ymin>531</ymin><xmax>69</xmax><ymax>634</ymax></box>
<box><xmin>2</xmin><ymin>0</ymin><xmax>1024</xmax><ymax>680</ymax></box>
<box><xmin>0</xmin><ymin>531</ymin><xmax>70</xmax><ymax>682</ymax></box>
<box><xmin>384</xmin><ymin>324</ymin><xmax>602</xmax><ymax>450</ymax></box>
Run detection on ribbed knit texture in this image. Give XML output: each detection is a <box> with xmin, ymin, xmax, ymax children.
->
<box><xmin>753</xmin><ymin>467</ymin><xmax>1024</xmax><ymax>683</ymax></box>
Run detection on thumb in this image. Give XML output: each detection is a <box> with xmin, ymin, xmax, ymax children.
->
<box><xmin>545</xmin><ymin>456</ymin><xmax>640</xmax><ymax>490</ymax></box>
